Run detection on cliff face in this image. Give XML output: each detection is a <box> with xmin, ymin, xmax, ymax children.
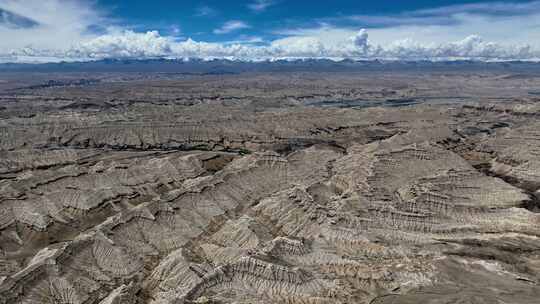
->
<box><xmin>1</xmin><ymin>71</ymin><xmax>539</xmax><ymax>304</ymax></box>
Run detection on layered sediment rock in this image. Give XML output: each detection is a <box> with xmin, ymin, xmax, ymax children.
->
<box><xmin>1</xmin><ymin>72</ymin><xmax>540</xmax><ymax>303</ymax></box>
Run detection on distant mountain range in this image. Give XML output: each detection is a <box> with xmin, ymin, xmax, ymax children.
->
<box><xmin>1</xmin><ymin>58</ymin><xmax>540</xmax><ymax>73</ymax></box>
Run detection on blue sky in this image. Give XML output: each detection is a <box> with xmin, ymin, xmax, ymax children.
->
<box><xmin>1</xmin><ymin>0</ymin><xmax>540</xmax><ymax>62</ymax></box>
<box><xmin>97</xmin><ymin>0</ymin><xmax>522</xmax><ymax>41</ymax></box>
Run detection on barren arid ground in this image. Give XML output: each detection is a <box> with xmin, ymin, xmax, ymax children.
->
<box><xmin>1</xmin><ymin>68</ymin><xmax>540</xmax><ymax>303</ymax></box>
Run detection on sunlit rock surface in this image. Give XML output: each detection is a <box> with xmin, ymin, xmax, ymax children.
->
<box><xmin>1</xmin><ymin>70</ymin><xmax>539</xmax><ymax>303</ymax></box>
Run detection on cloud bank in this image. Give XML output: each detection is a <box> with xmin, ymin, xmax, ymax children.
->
<box><xmin>5</xmin><ymin>29</ymin><xmax>538</xmax><ymax>63</ymax></box>
<box><xmin>1</xmin><ymin>0</ymin><xmax>540</xmax><ymax>63</ymax></box>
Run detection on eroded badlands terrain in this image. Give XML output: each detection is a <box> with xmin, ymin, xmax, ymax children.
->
<box><xmin>0</xmin><ymin>70</ymin><xmax>540</xmax><ymax>303</ymax></box>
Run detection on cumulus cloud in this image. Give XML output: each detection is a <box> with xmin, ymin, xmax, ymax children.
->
<box><xmin>213</xmin><ymin>20</ymin><xmax>250</xmax><ymax>34</ymax></box>
<box><xmin>352</xmin><ymin>29</ymin><xmax>369</xmax><ymax>54</ymax></box>
<box><xmin>248</xmin><ymin>0</ymin><xmax>277</xmax><ymax>12</ymax></box>
<box><xmin>71</xmin><ymin>30</ymin><xmax>173</xmax><ymax>59</ymax></box>
<box><xmin>270</xmin><ymin>36</ymin><xmax>327</xmax><ymax>57</ymax></box>
<box><xmin>346</xmin><ymin>2</ymin><xmax>540</xmax><ymax>48</ymax></box>
<box><xmin>2</xmin><ymin>0</ymin><xmax>540</xmax><ymax>63</ymax></box>
<box><xmin>4</xmin><ymin>28</ymin><xmax>540</xmax><ymax>62</ymax></box>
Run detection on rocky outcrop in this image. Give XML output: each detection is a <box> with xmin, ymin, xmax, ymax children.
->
<box><xmin>1</xmin><ymin>72</ymin><xmax>540</xmax><ymax>303</ymax></box>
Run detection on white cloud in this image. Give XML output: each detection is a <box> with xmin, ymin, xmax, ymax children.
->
<box><xmin>352</xmin><ymin>29</ymin><xmax>369</xmax><ymax>54</ymax></box>
<box><xmin>413</xmin><ymin>1</ymin><xmax>540</xmax><ymax>17</ymax></box>
<box><xmin>4</xmin><ymin>28</ymin><xmax>540</xmax><ymax>62</ymax></box>
<box><xmin>248</xmin><ymin>0</ymin><xmax>276</xmax><ymax>12</ymax></box>
<box><xmin>2</xmin><ymin>0</ymin><xmax>540</xmax><ymax>62</ymax></box>
<box><xmin>213</xmin><ymin>20</ymin><xmax>250</xmax><ymax>34</ymax></box>
<box><xmin>270</xmin><ymin>36</ymin><xmax>326</xmax><ymax>57</ymax></box>
<box><xmin>0</xmin><ymin>0</ymin><xmax>108</xmax><ymax>52</ymax></box>
<box><xmin>348</xmin><ymin>2</ymin><xmax>540</xmax><ymax>28</ymax></box>
<box><xmin>194</xmin><ymin>6</ymin><xmax>217</xmax><ymax>17</ymax></box>
<box><xmin>224</xmin><ymin>35</ymin><xmax>265</xmax><ymax>45</ymax></box>
<box><xmin>343</xmin><ymin>1</ymin><xmax>540</xmax><ymax>48</ymax></box>
<box><xmin>267</xmin><ymin>26</ymin><xmax>540</xmax><ymax>60</ymax></box>
<box><xmin>71</xmin><ymin>30</ymin><xmax>173</xmax><ymax>59</ymax></box>
<box><xmin>170</xmin><ymin>25</ymin><xmax>181</xmax><ymax>36</ymax></box>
